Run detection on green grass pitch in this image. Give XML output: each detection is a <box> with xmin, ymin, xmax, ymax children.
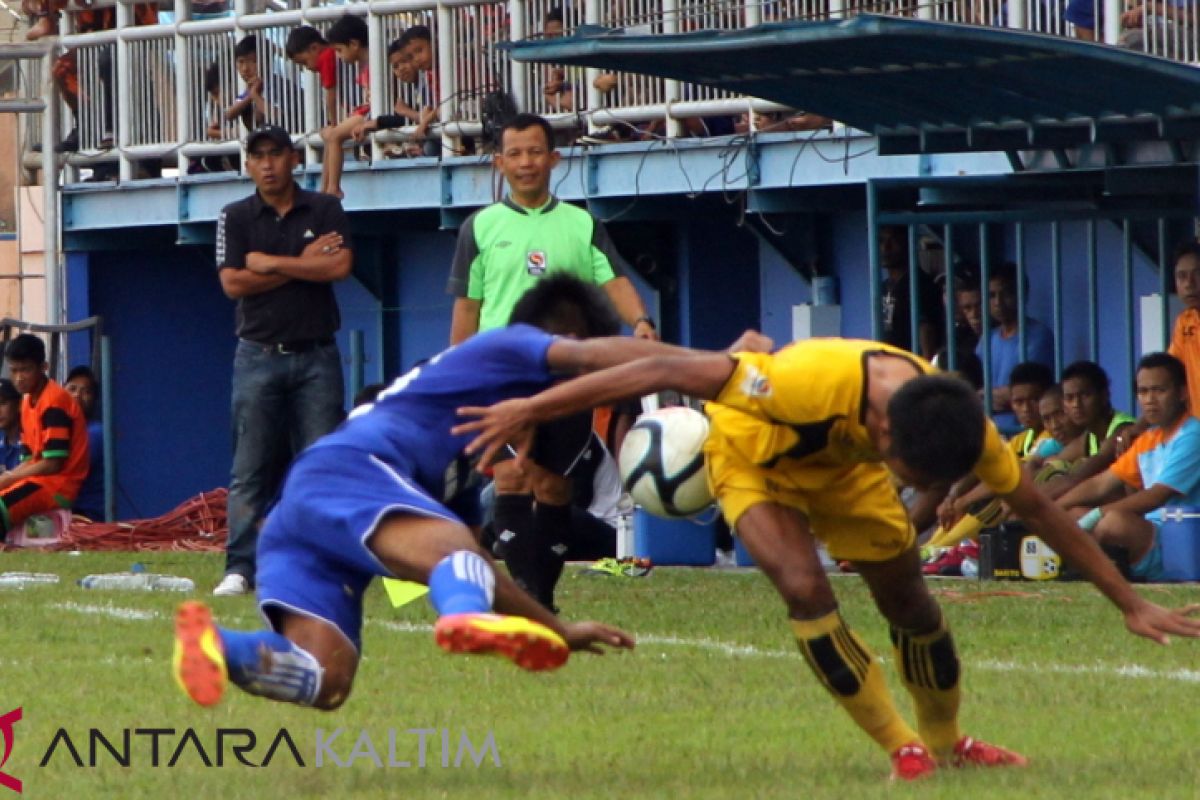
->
<box><xmin>2</xmin><ymin>550</ymin><xmax>1199</xmax><ymax>799</ymax></box>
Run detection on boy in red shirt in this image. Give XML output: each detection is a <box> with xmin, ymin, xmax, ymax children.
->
<box><xmin>285</xmin><ymin>26</ymin><xmax>339</xmax><ymax>128</ymax></box>
<box><xmin>0</xmin><ymin>334</ymin><xmax>89</xmax><ymax>538</ymax></box>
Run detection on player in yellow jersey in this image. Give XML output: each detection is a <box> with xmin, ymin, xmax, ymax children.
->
<box><xmin>454</xmin><ymin>336</ymin><xmax>1200</xmax><ymax>782</ymax></box>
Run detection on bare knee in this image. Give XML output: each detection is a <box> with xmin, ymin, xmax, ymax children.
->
<box><xmin>766</xmin><ymin>565</ymin><xmax>837</xmax><ymax>619</ymax></box>
<box><xmin>313</xmin><ymin>668</ymin><xmax>354</xmax><ymax>710</ymax></box>
<box><xmin>532</xmin><ymin>469</ymin><xmax>571</xmax><ymax>506</ymax></box>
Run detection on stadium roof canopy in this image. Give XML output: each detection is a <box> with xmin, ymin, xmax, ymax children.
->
<box><xmin>505</xmin><ymin>15</ymin><xmax>1200</xmax><ymax>155</ymax></box>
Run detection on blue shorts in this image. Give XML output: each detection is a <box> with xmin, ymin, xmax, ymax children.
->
<box><xmin>1130</xmin><ymin>523</ymin><xmax>1166</xmax><ymax>582</ymax></box>
<box><xmin>256</xmin><ymin>444</ymin><xmax>469</xmax><ymax>651</ymax></box>
<box><xmin>1065</xmin><ymin>0</ymin><xmax>1097</xmax><ymax>30</ymax></box>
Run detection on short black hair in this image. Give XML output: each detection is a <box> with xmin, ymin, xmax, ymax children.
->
<box><xmin>1173</xmin><ymin>239</ymin><xmax>1200</xmax><ymax>266</ymax></box>
<box><xmin>234</xmin><ymin>34</ymin><xmax>257</xmax><ymax>59</ymax></box>
<box><xmin>1062</xmin><ymin>360</ymin><xmax>1110</xmax><ymax>394</ymax></box>
<box><xmin>285</xmin><ymin>25</ymin><xmax>327</xmax><ymax>57</ymax></box>
<box><xmin>1009</xmin><ymin>361</ymin><xmax>1054</xmax><ymax>391</ymax></box>
<box><xmin>6</xmin><ymin>333</ymin><xmax>45</xmax><ymax>365</ymax></box>
<box><xmin>203</xmin><ymin>61</ymin><xmax>221</xmax><ymax>96</ymax></box>
<box><xmin>1040</xmin><ymin>383</ymin><xmax>1063</xmax><ymax>402</ymax></box>
<box><xmin>327</xmin><ymin>14</ymin><xmax>369</xmax><ymax>47</ymax></box>
<box><xmin>545</xmin><ymin>6</ymin><xmax>564</xmax><ymax>24</ymax></box>
<box><xmin>66</xmin><ymin>365</ymin><xmax>97</xmax><ymax>386</ymax></box>
<box><xmin>508</xmin><ymin>274</ymin><xmax>621</xmax><ymax>338</ymax></box>
<box><xmin>353</xmin><ymin>382</ymin><xmax>386</xmax><ymax>408</ymax></box>
<box><xmin>934</xmin><ymin>349</ymin><xmax>983</xmax><ymax>391</ymax></box>
<box><xmin>500</xmin><ymin>113</ymin><xmax>555</xmax><ymax>151</ymax></box>
<box><xmin>387</xmin><ymin>37</ymin><xmax>406</xmax><ymax>58</ymax></box>
<box><xmin>887</xmin><ymin>374</ymin><xmax>986</xmax><ymax>483</ymax></box>
<box><xmin>988</xmin><ymin>261</ymin><xmax>1021</xmax><ymax>294</ymax></box>
<box><xmin>397</xmin><ymin>24</ymin><xmax>432</xmax><ymax>48</ymax></box>
<box><xmin>1137</xmin><ymin>352</ymin><xmax>1187</xmax><ymax>390</ymax></box>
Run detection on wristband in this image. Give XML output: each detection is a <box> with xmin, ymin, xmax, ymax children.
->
<box><xmin>633</xmin><ymin>315</ymin><xmax>656</xmax><ymax>330</ymax></box>
<box><xmin>1078</xmin><ymin>507</ymin><xmax>1103</xmax><ymax>532</ymax></box>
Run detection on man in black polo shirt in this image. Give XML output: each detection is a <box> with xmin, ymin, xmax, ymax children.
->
<box><xmin>213</xmin><ymin>125</ymin><xmax>352</xmax><ymax>596</ymax></box>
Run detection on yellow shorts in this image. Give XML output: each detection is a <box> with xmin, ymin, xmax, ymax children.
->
<box><xmin>704</xmin><ymin>434</ymin><xmax>915</xmax><ymax>563</ymax></box>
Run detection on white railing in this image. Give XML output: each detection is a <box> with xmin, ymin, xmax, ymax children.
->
<box><xmin>19</xmin><ymin>0</ymin><xmax>1194</xmax><ymax>178</ymax></box>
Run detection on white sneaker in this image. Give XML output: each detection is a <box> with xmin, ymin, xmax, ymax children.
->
<box><xmin>212</xmin><ymin>573</ymin><xmax>251</xmax><ymax>597</ymax></box>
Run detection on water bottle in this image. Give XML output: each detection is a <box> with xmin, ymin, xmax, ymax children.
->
<box><xmin>79</xmin><ymin>572</ymin><xmax>195</xmax><ymax>592</ymax></box>
<box><xmin>0</xmin><ymin>572</ymin><xmax>61</xmax><ymax>588</ymax></box>
<box><xmin>960</xmin><ymin>557</ymin><xmax>980</xmax><ymax>579</ymax></box>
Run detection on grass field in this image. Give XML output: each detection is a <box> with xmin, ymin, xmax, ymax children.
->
<box><xmin>3</xmin><ymin>550</ymin><xmax>1199</xmax><ymax>800</ymax></box>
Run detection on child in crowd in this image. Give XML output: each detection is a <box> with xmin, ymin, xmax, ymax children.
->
<box><xmin>225</xmin><ymin>35</ymin><xmax>275</xmax><ymax>132</ymax></box>
<box><xmin>321</xmin><ymin>15</ymin><xmax>372</xmax><ymax>197</ymax></box>
<box><xmin>286</xmin><ymin>26</ymin><xmax>340</xmax><ymax>127</ymax></box>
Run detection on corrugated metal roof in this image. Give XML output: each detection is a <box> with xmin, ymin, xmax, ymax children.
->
<box><xmin>506</xmin><ymin>16</ymin><xmax>1200</xmax><ymax>153</ymax></box>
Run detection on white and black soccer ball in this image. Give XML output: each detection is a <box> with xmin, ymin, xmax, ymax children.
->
<box><xmin>618</xmin><ymin>407</ymin><xmax>714</xmax><ymax>518</ymax></box>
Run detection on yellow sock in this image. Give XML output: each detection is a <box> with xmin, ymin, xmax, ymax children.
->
<box><xmin>927</xmin><ymin>513</ymin><xmax>984</xmax><ymax>550</ymax></box>
<box><xmin>890</xmin><ymin>616</ymin><xmax>963</xmax><ymax>757</ymax></box>
<box><xmin>791</xmin><ymin>612</ymin><xmax>919</xmax><ymax>754</ymax></box>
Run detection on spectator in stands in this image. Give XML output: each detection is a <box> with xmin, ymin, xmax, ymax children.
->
<box><xmin>1168</xmin><ymin>239</ymin><xmax>1200</xmax><ymax>414</ymax></box>
<box><xmin>65</xmin><ymin>365</ymin><xmax>104</xmax><ymax>520</ymax></box>
<box><xmin>1058</xmin><ymin>353</ymin><xmax>1200</xmax><ymax>582</ymax></box>
<box><xmin>321</xmin><ymin>15</ymin><xmax>372</xmax><ymax>198</ymax></box>
<box><xmin>447</xmin><ymin>114</ymin><xmax>656</xmax><ymax>610</ymax></box>
<box><xmin>25</xmin><ymin>0</ymin><xmax>157</xmax><ymax>154</ymax></box>
<box><xmin>213</xmin><ymin>125</ymin><xmax>351</xmax><ymax>595</ymax></box>
<box><xmin>1040</xmin><ymin>360</ymin><xmax>1139</xmax><ymax>500</ymax></box>
<box><xmin>188</xmin><ymin>62</ymin><xmax>236</xmax><ymax>175</ymax></box>
<box><xmin>880</xmin><ymin>225</ymin><xmax>942</xmax><ymax>360</ymax></box>
<box><xmin>398</xmin><ymin>25</ymin><xmax>437</xmax><ymax>105</ymax></box>
<box><xmin>954</xmin><ymin>274</ymin><xmax>984</xmax><ymax>354</ymax></box>
<box><xmin>285</xmin><ymin>26</ymin><xmax>339</xmax><ymax>128</ymax></box>
<box><xmin>0</xmin><ymin>334</ymin><xmax>89</xmax><ymax>542</ymax></box>
<box><xmin>1119</xmin><ymin>0</ymin><xmax>1192</xmax><ymax>57</ymax></box>
<box><xmin>1065</xmin><ymin>0</ymin><xmax>1100</xmax><ymax>40</ymax></box>
<box><xmin>351</xmin><ymin>38</ymin><xmax>436</xmax><ymax>158</ymax></box>
<box><xmin>225</xmin><ymin>35</ymin><xmax>275</xmax><ymax>133</ymax></box>
<box><xmin>0</xmin><ymin>379</ymin><xmax>21</xmax><ymax>472</ymax></box>
<box><xmin>541</xmin><ymin>8</ymin><xmax>576</xmax><ymax>113</ymax></box>
<box><xmin>735</xmin><ymin>110</ymin><xmax>832</xmax><ymax>134</ymax></box>
<box><xmin>977</xmin><ymin>261</ymin><xmax>1054</xmax><ymax>434</ymax></box>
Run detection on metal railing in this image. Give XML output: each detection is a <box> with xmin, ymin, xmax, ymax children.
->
<box><xmin>17</xmin><ymin>0</ymin><xmax>1194</xmax><ymax>179</ymax></box>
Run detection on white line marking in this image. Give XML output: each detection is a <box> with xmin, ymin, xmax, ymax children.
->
<box><xmin>50</xmin><ymin>601</ymin><xmax>161</xmax><ymax>621</ymax></box>
<box><xmin>48</xmin><ymin>606</ymin><xmax>1200</xmax><ymax>685</ymax></box>
<box><xmin>371</xmin><ymin>620</ymin><xmax>1200</xmax><ymax>683</ymax></box>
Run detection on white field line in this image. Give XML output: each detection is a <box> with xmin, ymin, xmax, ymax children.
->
<box><xmin>50</xmin><ymin>604</ymin><xmax>1200</xmax><ymax>685</ymax></box>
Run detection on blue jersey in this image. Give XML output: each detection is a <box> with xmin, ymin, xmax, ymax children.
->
<box><xmin>314</xmin><ymin>324</ymin><xmax>560</xmax><ymax>504</ymax></box>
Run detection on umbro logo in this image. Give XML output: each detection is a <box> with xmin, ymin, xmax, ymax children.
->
<box><xmin>303</xmin><ymin>229</ymin><xmax>316</xmax><ymax>239</ymax></box>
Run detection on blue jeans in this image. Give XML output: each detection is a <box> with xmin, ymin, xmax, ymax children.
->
<box><xmin>226</xmin><ymin>340</ymin><xmax>345</xmax><ymax>580</ymax></box>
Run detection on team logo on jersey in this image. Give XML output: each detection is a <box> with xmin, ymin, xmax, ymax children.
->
<box><xmin>739</xmin><ymin>366</ymin><xmax>771</xmax><ymax>398</ymax></box>
<box><xmin>302</xmin><ymin>229</ymin><xmax>316</xmax><ymax>239</ymax></box>
<box><xmin>526</xmin><ymin>250</ymin><xmax>547</xmax><ymax>276</ymax></box>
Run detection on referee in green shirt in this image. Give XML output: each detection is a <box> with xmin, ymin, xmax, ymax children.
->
<box><xmin>447</xmin><ymin>113</ymin><xmax>656</xmax><ymax>610</ymax></box>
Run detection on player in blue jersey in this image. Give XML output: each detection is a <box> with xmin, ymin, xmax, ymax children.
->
<box><xmin>173</xmin><ymin>275</ymin><xmax>692</xmax><ymax>710</ymax></box>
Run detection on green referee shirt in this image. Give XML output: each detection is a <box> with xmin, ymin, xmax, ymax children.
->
<box><xmin>447</xmin><ymin>196</ymin><xmax>628</xmax><ymax>332</ymax></box>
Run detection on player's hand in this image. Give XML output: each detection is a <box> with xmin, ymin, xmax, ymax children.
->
<box><xmin>1123</xmin><ymin>599</ymin><xmax>1200</xmax><ymax>645</ymax></box>
<box><xmin>561</xmin><ymin>621</ymin><xmax>635</xmax><ymax>654</ymax></box>
<box><xmin>351</xmin><ymin>119</ymin><xmax>376</xmax><ymax>143</ymax></box>
<box><xmin>633</xmin><ymin>319</ymin><xmax>659</xmax><ymax>341</ymax></box>
<box><xmin>303</xmin><ymin>232</ymin><xmax>343</xmax><ymax>258</ymax></box>
<box><xmin>936</xmin><ymin>496</ymin><xmax>960</xmax><ymax>530</ymax></box>
<box><xmin>454</xmin><ymin>399</ymin><xmax>536</xmax><ymax>470</ymax></box>
<box><xmin>725</xmin><ymin>329</ymin><xmax>773</xmax><ymax>354</ymax></box>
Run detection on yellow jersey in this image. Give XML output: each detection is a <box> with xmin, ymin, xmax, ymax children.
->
<box><xmin>707</xmin><ymin>338</ymin><xmax>1021</xmax><ymax>494</ymax></box>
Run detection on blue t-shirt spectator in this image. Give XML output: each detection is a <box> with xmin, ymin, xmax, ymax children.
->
<box><xmin>978</xmin><ymin>317</ymin><xmax>1055</xmax><ymax>435</ymax></box>
<box><xmin>0</xmin><ymin>430</ymin><xmax>20</xmax><ymax>472</ymax></box>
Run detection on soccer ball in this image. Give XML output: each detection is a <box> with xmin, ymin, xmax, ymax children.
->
<box><xmin>618</xmin><ymin>407</ymin><xmax>714</xmax><ymax>518</ymax></box>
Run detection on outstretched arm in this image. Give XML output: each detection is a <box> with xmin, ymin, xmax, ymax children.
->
<box><xmin>1003</xmin><ymin>471</ymin><xmax>1200</xmax><ymax>644</ymax></box>
<box><xmin>454</xmin><ymin>337</ymin><xmax>747</xmax><ymax>468</ymax></box>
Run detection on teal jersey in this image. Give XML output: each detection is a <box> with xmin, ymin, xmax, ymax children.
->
<box><xmin>448</xmin><ymin>197</ymin><xmax>627</xmax><ymax>332</ymax></box>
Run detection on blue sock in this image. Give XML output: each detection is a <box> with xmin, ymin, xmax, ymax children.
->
<box><xmin>429</xmin><ymin>551</ymin><xmax>495</xmax><ymax>616</ymax></box>
<box><xmin>217</xmin><ymin>627</ymin><xmax>323</xmax><ymax>705</ymax></box>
